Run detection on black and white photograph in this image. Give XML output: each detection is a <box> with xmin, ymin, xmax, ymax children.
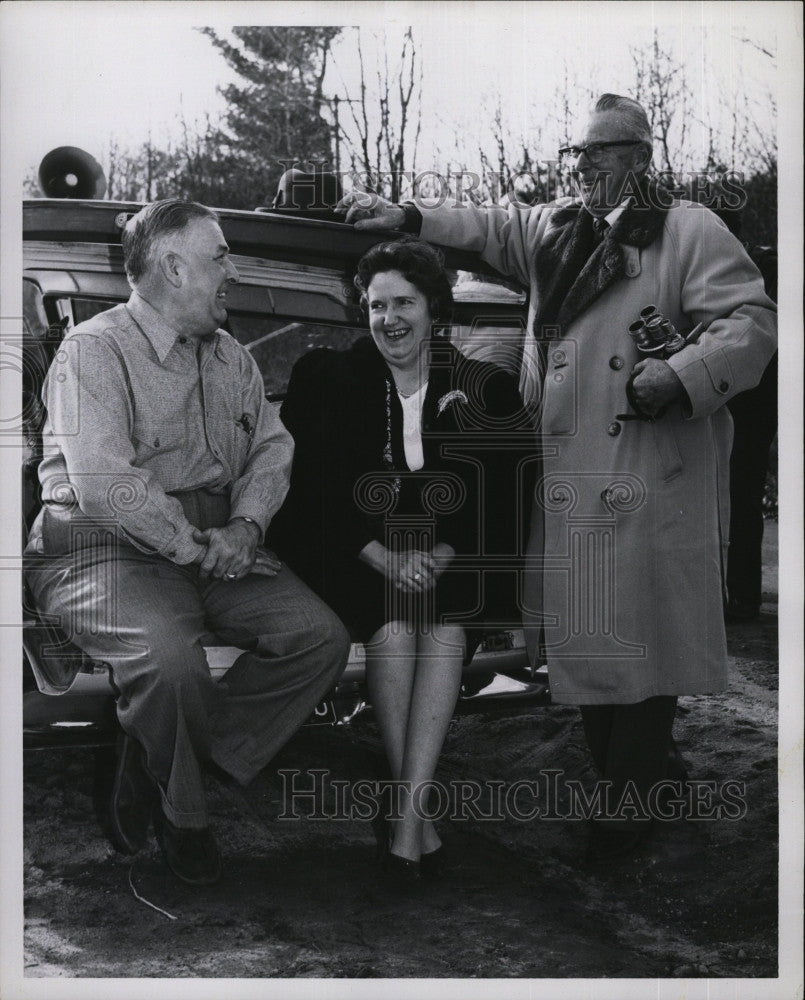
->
<box><xmin>0</xmin><ymin>2</ymin><xmax>802</xmax><ymax>997</ymax></box>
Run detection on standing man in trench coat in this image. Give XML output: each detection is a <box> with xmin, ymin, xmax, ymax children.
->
<box><xmin>338</xmin><ymin>93</ymin><xmax>777</xmax><ymax>862</ymax></box>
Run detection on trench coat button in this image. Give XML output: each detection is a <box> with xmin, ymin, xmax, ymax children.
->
<box><xmin>552</xmin><ymin>349</ymin><xmax>566</xmax><ymax>364</ymax></box>
<box><xmin>719</xmin><ymin>380</ymin><xmax>729</xmax><ymax>392</ymax></box>
<box><xmin>167</xmin><ymin>551</ymin><xmax>177</xmax><ymax>558</ymax></box>
<box><xmin>554</xmin><ymin>372</ymin><xmax>564</xmax><ymax>383</ymax></box>
<box><xmin>609</xmin><ymin>356</ymin><xmax>624</xmax><ymax>371</ymax></box>
<box><xmin>607</xmin><ymin>422</ymin><xmax>621</xmax><ymax>437</ymax></box>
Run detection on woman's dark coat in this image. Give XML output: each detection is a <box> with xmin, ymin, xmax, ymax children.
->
<box><xmin>270</xmin><ymin>337</ymin><xmax>533</xmax><ymax>641</ymax></box>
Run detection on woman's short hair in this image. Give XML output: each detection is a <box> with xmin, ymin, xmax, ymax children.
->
<box><xmin>122</xmin><ymin>199</ymin><xmax>218</xmax><ymax>285</ymax></box>
<box><xmin>354</xmin><ymin>237</ymin><xmax>454</xmax><ymax>324</ymax></box>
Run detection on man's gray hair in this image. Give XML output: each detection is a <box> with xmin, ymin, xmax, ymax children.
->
<box><xmin>594</xmin><ymin>93</ymin><xmax>653</xmax><ymax>150</ymax></box>
<box><xmin>122</xmin><ymin>199</ymin><xmax>218</xmax><ymax>285</ymax></box>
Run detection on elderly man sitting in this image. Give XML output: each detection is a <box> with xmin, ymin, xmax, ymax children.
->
<box><xmin>25</xmin><ymin>200</ymin><xmax>350</xmax><ymax>885</ymax></box>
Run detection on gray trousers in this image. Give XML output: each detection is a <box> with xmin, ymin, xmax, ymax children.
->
<box><xmin>27</xmin><ymin>534</ymin><xmax>350</xmax><ymax>829</ymax></box>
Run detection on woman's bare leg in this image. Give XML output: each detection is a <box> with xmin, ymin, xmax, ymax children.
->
<box><xmin>364</xmin><ymin>623</ymin><xmax>417</xmax><ymax>834</ymax></box>
<box><xmin>391</xmin><ymin>624</ymin><xmax>465</xmax><ymax>861</ymax></box>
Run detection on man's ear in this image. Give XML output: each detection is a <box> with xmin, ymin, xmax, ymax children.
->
<box><xmin>634</xmin><ymin>144</ymin><xmax>652</xmax><ymax>173</ymax></box>
<box><xmin>159</xmin><ymin>251</ymin><xmax>183</xmax><ymax>288</ymax></box>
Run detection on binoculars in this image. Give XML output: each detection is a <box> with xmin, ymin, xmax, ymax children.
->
<box><xmin>628</xmin><ymin>305</ymin><xmax>686</xmax><ymax>358</ymax></box>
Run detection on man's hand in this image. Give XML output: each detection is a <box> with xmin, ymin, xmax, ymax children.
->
<box><xmin>335</xmin><ymin>190</ymin><xmax>405</xmax><ymax>231</ymax></box>
<box><xmin>629</xmin><ymin>358</ymin><xmax>684</xmax><ymax>418</ymax></box>
<box><xmin>252</xmin><ymin>548</ymin><xmax>283</xmax><ymax>578</ymax></box>
<box><xmin>192</xmin><ymin>521</ymin><xmax>261</xmax><ymax>581</ymax></box>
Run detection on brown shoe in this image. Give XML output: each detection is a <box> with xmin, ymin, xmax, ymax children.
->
<box><xmin>154</xmin><ymin>809</ymin><xmax>222</xmax><ymax>886</ymax></box>
<box><xmin>108</xmin><ymin>732</ymin><xmax>158</xmax><ymax>855</ymax></box>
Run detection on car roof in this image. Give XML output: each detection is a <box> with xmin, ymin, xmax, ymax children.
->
<box><xmin>22</xmin><ymin>198</ymin><xmax>526</xmax><ymax>304</ymax></box>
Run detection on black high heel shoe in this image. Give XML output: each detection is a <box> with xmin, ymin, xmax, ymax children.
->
<box><xmin>419</xmin><ymin>845</ymin><xmax>447</xmax><ymax>880</ymax></box>
<box><xmin>382</xmin><ymin>851</ymin><xmax>421</xmax><ymax>884</ymax></box>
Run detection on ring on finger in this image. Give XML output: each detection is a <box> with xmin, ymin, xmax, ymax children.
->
<box><xmin>225</xmin><ymin>572</ymin><xmax>237</xmax><ymax>580</ymax></box>
<box><xmin>413</xmin><ymin>572</ymin><xmax>422</xmax><ymax>581</ymax></box>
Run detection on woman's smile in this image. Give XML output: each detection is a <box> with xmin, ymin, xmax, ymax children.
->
<box><xmin>367</xmin><ymin>270</ymin><xmax>432</xmax><ymax>371</ymax></box>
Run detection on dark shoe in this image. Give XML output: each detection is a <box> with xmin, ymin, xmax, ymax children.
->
<box><xmin>419</xmin><ymin>845</ymin><xmax>447</xmax><ymax>881</ymax></box>
<box><xmin>585</xmin><ymin>822</ymin><xmax>650</xmax><ymax>866</ymax></box>
<box><xmin>108</xmin><ymin>732</ymin><xmax>158</xmax><ymax>855</ymax></box>
<box><xmin>154</xmin><ymin>810</ymin><xmax>222</xmax><ymax>886</ymax></box>
<box><xmin>666</xmin><ymin>740</ymin><xmax>689</xmax><ymax>783</ymax></box>
<box><xmin>725</xmin><ymin>599</ymin><xmax>760</xmax><ymax>623</ymax></box>
<box><xmin>381</xmin><ymin>852</ymin><xmax>421</xmax><ymax>885</ymax></box>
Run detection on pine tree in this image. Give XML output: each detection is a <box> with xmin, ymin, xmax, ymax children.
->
<box><xmin>199</xmin><ymin>26</ymin><xmax>342</xmax><ymax>208</ymax></box>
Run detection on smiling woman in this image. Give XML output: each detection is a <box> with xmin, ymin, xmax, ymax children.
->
<box><xmin>271</xmin><ymin>237</ymin><xmax>533</xmax><ymax>883</ymax></box>
<box><xmin>366</xmin><ymin>272</ymin><xmax>432</xmax><ymax>380</ymax></box>
<box><xmin>360</xmin><ymin>240</ymin><xmax>454</xmax><ymax>396</ymax></box>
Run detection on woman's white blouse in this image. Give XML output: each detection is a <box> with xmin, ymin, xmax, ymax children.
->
<box><xmin>397</xmin><ymin>381</ymin><xmax>428</xmax><ymax>471</ymax></box>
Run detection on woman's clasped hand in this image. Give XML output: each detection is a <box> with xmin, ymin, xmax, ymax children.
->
<box><xmin>388</xmin><ymin>544</ymin><xmax>453</xmax><ymax>593</ymax></box>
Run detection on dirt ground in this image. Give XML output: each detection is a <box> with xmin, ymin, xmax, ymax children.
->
<box><xmin>21</xmin><ymin>524</ymin><xmax>780</xmax><ymax>982</ymax></box>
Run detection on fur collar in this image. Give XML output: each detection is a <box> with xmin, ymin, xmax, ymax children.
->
<box><xmin>534</xmin><ymin>181</ymin><xmax>669</xmax><ymax>332</ymax></box>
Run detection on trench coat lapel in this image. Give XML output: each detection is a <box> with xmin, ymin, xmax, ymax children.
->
<box><xmin>534</xmin><ymin>188</ymin><xmax>669</xmax><ymax>333</ymax></box>
<box><xmin>556</xmin><ymin>238</ymin><xmax>626</xmax><ymax>330</ymax></box>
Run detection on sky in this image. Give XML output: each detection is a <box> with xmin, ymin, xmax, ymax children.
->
<box><xmin>0</xmin><ymin>0</ymin><xmax>792</xmax><ymax>186</ymax></box>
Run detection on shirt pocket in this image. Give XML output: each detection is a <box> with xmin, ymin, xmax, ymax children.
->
<box><xmin>131</xmin><ymin>414</ymin><xmax>185</xmax><ymax>462</ymax></box>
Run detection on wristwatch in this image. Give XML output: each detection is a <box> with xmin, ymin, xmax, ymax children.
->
<box><xmin>229</xmin><ymin>516</ymin><xmax>261</xmax><ymax>534</ymax></box>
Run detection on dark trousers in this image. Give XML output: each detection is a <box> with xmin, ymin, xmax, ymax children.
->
<box><xmin>580</xmin><ymin>695</ymin><xmax>678</xmax><ymax>828</ymax></box>
<box><xmin>726</xmin><ymin>354</ymin><xmax>777</xmax><ymax>611</ymax></box>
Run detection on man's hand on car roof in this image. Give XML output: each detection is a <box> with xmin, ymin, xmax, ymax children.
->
<box><xmin>335</xmin><ymin>190</ymin><xmax>405</xmax><ymax>231</ymax></box>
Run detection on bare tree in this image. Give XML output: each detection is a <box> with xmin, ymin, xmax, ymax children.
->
<box><xmin>331</xmin><ymin>27</ymin><xmax>423</xmax><ymax>200</ymax></box>
<box><xmin>631</xmin><ymin>30</ymin><xmax>693</xmax><ymax>177</ymax></box>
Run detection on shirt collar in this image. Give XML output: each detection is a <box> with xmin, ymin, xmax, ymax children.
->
<box><xmin>125</xmin><ymin>290</ymin><xmax>228</xmax><ymax>365</ymax></box>
<box><xmin>126</xmin><ymin>290</ymin><xmax>188</xmax><ymax>364</ymax></box>
<box><xmin>604</xmin><ymin>200</ymin><xmax>631</xmax><ymax>227</ymax></box>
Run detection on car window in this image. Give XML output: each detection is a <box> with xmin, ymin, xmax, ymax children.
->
<box><xmin>72</xmin><ymin>298</ymin><xmax>121</xmax><ymax>326</ymax></box>
<box><xmin>49</xmin><ymin>262</ymin><xmax>526</xmax><ymax>401</ymax></box>
<box><xmin>53</xmin><ymin>295</ymin><xmax>367</xmax><ymax>400</ymax></box>
<box><xmin>227</xmin><ymin>313</ymin><xmax>368</xmax><ymax>398</ymax></box>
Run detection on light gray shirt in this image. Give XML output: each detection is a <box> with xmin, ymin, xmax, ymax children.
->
<box><xmin>29</xmin><ymin>290</ymin><xmax>294</xmax><ymax>564</ymax></box>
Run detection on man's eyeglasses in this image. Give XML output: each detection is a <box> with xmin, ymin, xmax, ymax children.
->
<box><xmin>558</xmin><ymin>140</ymin><xmax>644</xmax><ymax>167</ymax></box>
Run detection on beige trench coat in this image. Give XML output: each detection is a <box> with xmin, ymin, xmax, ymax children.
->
<box><xmin>421</xmin><ymin>194</ymin><xmax>777</xmax><ymax>704</ymax></box>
